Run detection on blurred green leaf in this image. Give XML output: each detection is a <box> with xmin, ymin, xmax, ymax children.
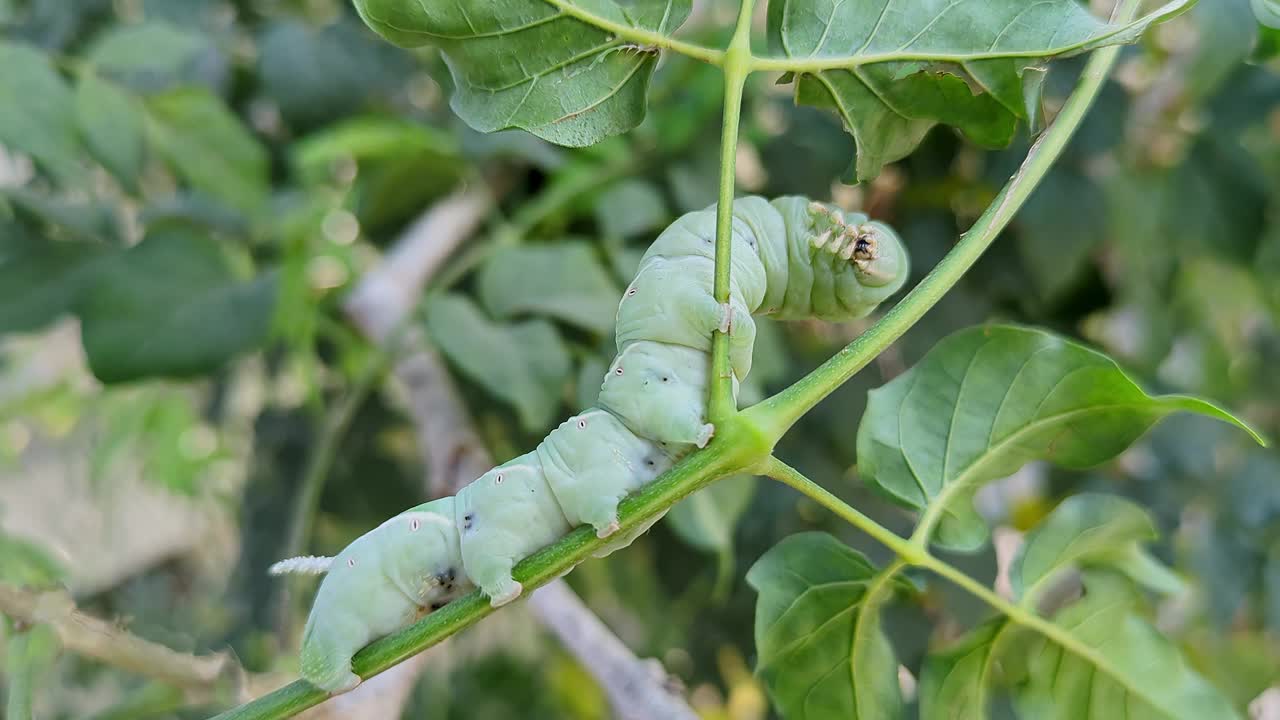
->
<box><xmin>426</xmin><ymin>293</ymin><xmax>571</xmax><ymax>431</ymax></box>
<box><xmin>258</xmin><ymin>18</ymin><xmax>414</xmax><ymax>130</ymax></box>
<box><xmin>667</xmin><ymin>474</ymin><xmax>757</xmax><ymax>554</ymax></box>
<box><xmin>85</xmin><ymin>21</ymin><xmax>204</xmax><ymax>79</ymax></box>
<box><xmin>292</xmin><ymin>116</ymin><xmax>461</xmax><ymax>232</ymax></box>
<box><xmin>353</xmin><ymin>0</ymin><xmax>690</xmax><ymax>147</ymax></box>
<box><xmin>1016</xmin><ymin>169</ymin><xmax>1106</xmax><ymax>303</ymax></box>
<box><xmin>0</xmin><ymin>533</ymin><xmax>66</xmax><ymax>586</ymax></box>
<box><xmin>769</xmin><ymin>0</ymin><xmax>1193</xmax><ymax>180</ymax></box>
<box><xmin>76</xmin><ymin>223</ymin><xmax>276</xmax><ymax>382</ymax></box>
<box><xmin>0</xmin><ymin>40</ymin><xmax>83</xmax><ymax>185</ymax></box>
<box><xmin>1011</xmin><ymin>494</ymin><xmax>1184</xmax><ymax>602</ymax></box>
<box><xmin>478</xmin><ymin>242</ymin><xmax>620</xmax><ymax>334</ymax></box>
<box><xmin>0</xmin><ymin>223</ymin><xmax>111</xmax><ymax>334</ymax></box>
<box><xmin>593</xmin><ymin>180</ymin><xmax>669</xmax><ymax>239</ymax></box>
<box><xmin>75</xmin><ymin>72</ymin><xmax>144</xmax><ymax>188</ymax></box>
<box><xmin>857</xmin><ymin>325</ymin><xmax>1262</xmax><ymax>551</ymax></box>
<box><xmin>146</xmin><ymin>87</ymin><xmax>269</xmax><ymax>216</ymax></box>
<box><xmin>746</xmin><ymin>532</ymin><xmax>903</xmax><ymax>720</ymax></box>
<box><xmin>3</xmin><ymin>189</ymin><xmax>117</xmax><ymax>242</ymax></box>
<box><xmin>5</xmin><ymin>623</ymin><xmax>60</xmax><ymax>720</ymax></box>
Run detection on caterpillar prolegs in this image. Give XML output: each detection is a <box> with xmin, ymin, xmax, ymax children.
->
<box><xmin>270</xmin><ymin>196</ymin><xmax>910</xmax><ymax>693</ymax></box>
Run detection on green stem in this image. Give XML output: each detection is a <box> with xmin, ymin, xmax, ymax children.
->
<box><xmin>5</xmin><ymin>624</ymin><xmax>58</xmax><ymax>720</ymax></box>
<box><xmin>209</xmin><ymin>438</ymin><xmax>746</xmax><ymax>720</ymax></box>
<box><xmin>761</xmin><ymin>457</ymin><xmax>927</xmax><ymax>565</ymax></box>
<box><xmin>707</xmin><ymin>0</ymin><xmax>755</xmax><ymax>424</ymax></box>
<box><xmin>542</xmin><ymin>0</ymin><xmax>725</xmax><ymax>65</ymax></box>
<box><xmin>741</xmin><ymin>4</ymin><xmax>1135</xmax><ymax>440</ymax></box>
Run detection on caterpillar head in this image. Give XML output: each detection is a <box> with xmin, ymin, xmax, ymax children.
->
<box><xmin>806</xmin><ymin>202</ymin><xmax>907</xmax><ymax>290</ymax></box>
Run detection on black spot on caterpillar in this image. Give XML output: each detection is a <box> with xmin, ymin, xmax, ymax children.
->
<box><xmin>269</xmin><ymin>196</ymin><xmax>909</xmax><ymax>693</ymax></box>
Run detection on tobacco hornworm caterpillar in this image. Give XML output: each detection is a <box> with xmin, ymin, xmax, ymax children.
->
<box><xmin>270</xmin><ymin>196</ymin><xmax>910</xmax><ymax>693</ymax></box>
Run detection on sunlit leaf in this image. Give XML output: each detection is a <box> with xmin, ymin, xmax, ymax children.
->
<box><xmin>353</xmin><ymin>0</ymin><xmax>691</xmax><ymax>146</ymax></box>
<box><xmin>766</xmin><ymin>0</ymin><xmax>1193</xmax><ymax>180</ymax></box>
<box><xmin>857</xmin><ymin>325</ymin><xmax>1262</xmax><ymax>551</ymax></box>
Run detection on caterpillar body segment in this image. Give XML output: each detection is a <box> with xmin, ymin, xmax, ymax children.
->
<box><xmin>536</xmin><ymin>409</ymin><xmax>676</xmax><ymax>537</ymax></box>
<box><xmin>273</xmin><ymin>196</ymin><xmax>909</xmax><ymax>693</ymax></box>
<box><xmin>292</xmin><ymin>501</ymin><xmax>468</xmax><ymax>693</ymax></box>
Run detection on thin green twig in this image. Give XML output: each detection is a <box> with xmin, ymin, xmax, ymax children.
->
<box><xmin>707</xmin><ymin>0</ymin><xmax>756</xmax><ymax>424</ymax></box>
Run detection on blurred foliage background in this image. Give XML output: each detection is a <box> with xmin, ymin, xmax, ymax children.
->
<box><xmin>0</xmin><ymin>0</ymin><xmax>1278</xmax><ymax>717</ymax></box>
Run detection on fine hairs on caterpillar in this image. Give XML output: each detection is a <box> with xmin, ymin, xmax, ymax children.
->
<box><xmin>269</xmin><ymin>196</ymin><xmax>910</xmax><ymax>693</ymax></box>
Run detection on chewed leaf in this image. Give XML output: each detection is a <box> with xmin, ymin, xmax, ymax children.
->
<box><xmin>1015</xmin><ymin>571</ymin><xmax>1241</xmax><ymax>719</ymax></box>
<box><xmin>856</xmin><ymin>325</ymin><xmax>1262</xmax><ymax>552</ymax></box>
<box><xmin>766</xmin><ymin>0</ymin><xmax>1194</xmax><ymax>180</ymax></box>
<box><xmin>746</xmin><ymin>532</ymin><xmax>904</xmax><ymax>720</ymax></box>
<box><xmin>353</xmin><ymin>0</ymin><xmax>691</xmax><ymax>147</ymax></box>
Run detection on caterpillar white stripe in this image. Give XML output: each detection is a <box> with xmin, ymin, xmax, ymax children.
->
<box><xmin>272</xmin><ymin>196</ymin><xmax>910</xmax><ymax>693</ymax></box>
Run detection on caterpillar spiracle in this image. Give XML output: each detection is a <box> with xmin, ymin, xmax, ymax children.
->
<box><xmin>270</xmin><ymin>196</ymin><xmax>910</xmax><ymax>693</ymax></box>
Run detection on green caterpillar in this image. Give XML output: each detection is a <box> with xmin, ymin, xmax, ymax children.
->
<box><xmin>270</xmin><ymin>197</ymin><xmax>910</xmax><ymax>693</ymax></box>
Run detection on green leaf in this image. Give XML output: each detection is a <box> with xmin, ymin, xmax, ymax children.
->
<box><xmin>1014</xmin><ymin>571</ymin><xmax>1241</xmax><ymax>720</ymax></box>
<box><xmin>1016</xmin><ymin>169</ymin><xmax>1107</xmax><ymax>303</ymax></box>
<box><xmin>477</xmin><ymin>242</ymin><xmax>621</xmax><ymax>334</ymax></box>
<box><xmin>146</xmin><ymin>88</ymin><xmax>269</xmax><ymax>216</ymax></box>
<box><xmin>425</xmin><ymin>294</ymin><xmax>571</xmax><ymax>431</ymax></box>
<box><xmin>1012</xmin><ymin>494</ymin><xmax>1184</xmax><ymax>604</ymax></box>
<box><xmin>0</xmin><ymin>40</ymin><xmax>83</xmax><ymax>185</ymax></box>
<box><xmin>3</xmin><ymin>189</ymin><xmax>117</xmax><ymax>242</ymax></box>
<box><xmin>0</xmin><ymin>223</ymin><xmax>111</xmax><ymax>335</ymax></box>
<box><xmin>917</xmin><ymin>619</ymin><xmax>1010</xmax><ymax>720</ymax></box>
<box><xmin>76</xmin><ymin>223</ymin><xmax>276</xmax><ymax>383</ymax></box>
<box><xmin>919</xmin><ymin>572</ymin><xmax>1240</xmax><ymax>720</ymax></box>
<box><xmin>76</xmin><ymin>72</ymin><xmax>145</xmax><ymax>188</ymax></box>
<box><xmin>667</xmin><ymin>474</ymin><xmax>757</xmax><ymax>554</ymax></box>
<box><xmin>766</xmin><ymin>0</ymin><xmax>1194</xmax><ymax>180</ymax></box>
<box><xmin>353</xmin><ymin>0</ymin><xmax>690</xmax><ymax>147</ymax></box>
<box><xmin>856</xmin><ymin>325</ymin><xmax>1262</xmax><ymax>551</ymax></box>
<box><xmin>746</xmin><ymin>532</ymin><xmax>903</xmax><ymax>720</ymax></box>
<box><xmin>0</xmin><ymin>533</ymin><xmax>66</xmax><ymax>586</ymax></box>
<box><xmin>594</xmin><ymin>179</ymin><xmax>669</xmax><ymax>239</ymax></box>
<box><xmin>292</xmin><ymin>116</ymin><xmax>462</xmax><ymax>232</ymax></box>
<box><xmin>85</xmin><ymin>21</ymin><xmax>205</xmax><ymax>79</ymax></box>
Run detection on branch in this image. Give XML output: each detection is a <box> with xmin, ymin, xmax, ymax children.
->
<box><xmin>0</xmin><ymin>583</ymin><xmax>238</xmax><ymax>696</ymax></box>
